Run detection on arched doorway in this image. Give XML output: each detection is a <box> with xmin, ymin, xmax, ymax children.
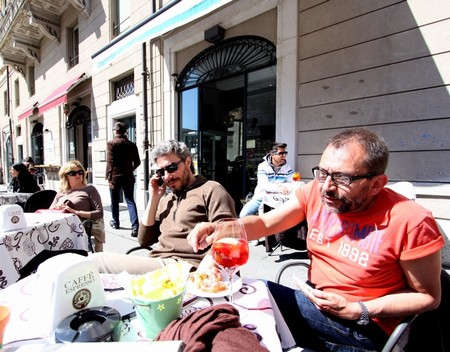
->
<box><xmin>176</xmin><ymin>36</ymin><xmax>277</xmax><ymax>212</ymax></box>
<box><xmin>31</xmin><ymin>122</ymin><xmax>44</xmax><ymax>165</ymax></box>
<box><xmin>67</xmin><ymin>105</ymin><xmax>92</xmax><ymax>180</ymax></box>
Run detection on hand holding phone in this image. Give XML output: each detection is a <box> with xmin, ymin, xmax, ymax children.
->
<box><xmin>292</xmin><ymin>275</ymin><xmax>316</xmax><ymax>294</ymax></box>
<box><xmin>157</xmin><ymin>177</ymin><xmax>164</xmax><ymax>187</ymax></box>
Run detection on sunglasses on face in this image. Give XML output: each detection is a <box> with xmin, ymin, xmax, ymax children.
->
<box><xmin>155</xmin><ymin>160</ymin><xmax>183</xmax><ymax>177</ymax></box>
<box><xmin>66</xmin><ymin>170</ymin><xmax>84</xmax><ymax>177</ymax></box>
<box><xmin>272</xmin><ymin>151</ymin><xmax>288</xmax><ymax>156</ymax></box>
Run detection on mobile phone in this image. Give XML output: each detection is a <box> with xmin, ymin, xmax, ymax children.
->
<box><xmin>292</xmin><ymin>275</ymin><xmax>315</xmax><ymax>293</ymax></box>
<box><xmin>157</xmin><ymin>177</ymin><xmax>164</xmax><ymax>187</ymax></box>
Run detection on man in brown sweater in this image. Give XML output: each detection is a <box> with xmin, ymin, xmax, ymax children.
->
<box><xmin>92</xmin><ymin>140</ymin><xmax>236</xmax><ymax>273</ymax></box>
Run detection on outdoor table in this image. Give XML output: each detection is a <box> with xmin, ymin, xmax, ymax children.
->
<box><xmin>0</xmin><ymin>212</ymin><xmax>89</xmax><ymax>288</ymax></box>
<box><xmin>259</xmin><ymin>184</ymin><xmax>305</xmax><ymax>253</ymax></box>
<box><xmin>0</xmin><ymin>192</ymin><xmax>33</xmax><ymax>206</ymax></box>
<box><xmin>0</xmin><ymin>273</ymin><xmax>286</xmax><ymax>351</ymax></box>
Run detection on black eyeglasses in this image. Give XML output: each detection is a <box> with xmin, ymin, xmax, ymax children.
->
<box><xmin>312</xmin><ymin>166</ymin><xmax>379</xmax><ymax>186</ymax></box>
<box><xmin>155</xmin><ymin>160</ymin><xmax>183</xmax><ymax>177</ymax></box>
<box><xmin>66</xmin><ymin>170</ymin><xmax>85</xmax><ymax>177</ymax></box>
<box><xmin>272</xmin><ymin>151</ymin><xmax>288</xmax><ymax>156</ymax></box>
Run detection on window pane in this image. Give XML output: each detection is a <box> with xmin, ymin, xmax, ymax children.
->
<box><xmin>114</xmin><ymin>0</ymin><xmax>131</xmax><ymax>35</ymax></box>
<box><xmin>181</xmin><ymin>88</ymin><xmax>198</xmax><ymax>130</ymax></box>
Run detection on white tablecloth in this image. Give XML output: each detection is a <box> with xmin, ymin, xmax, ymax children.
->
<box><xmin>0</xmin><ymin>192</ymin><xmax>33</xmax><ymax>206</ymax></box>
<box><xmin>259</xmin><ymin>191</ymin><xmax>297</xmax><ymax>253</ymax></box>
<box><xmin>0</xmin><ymin>274</ymin><xmax>284</xmax><ymax>351</ymax></box>
<box><xmin>0</xmin><ymin>213</ymin><xmax>88</xmax><ymax>288</ymax></box>
<box><xmin>261</xmin><ymin>192</ymin><xmax>291</xmax><ymax>210</ymax></box>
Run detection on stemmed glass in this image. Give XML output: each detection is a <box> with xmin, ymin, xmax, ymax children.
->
<box><xmin>211</xmin><ymin>218</ymin><xmax>249</xmax><ymax>304</ymax></box>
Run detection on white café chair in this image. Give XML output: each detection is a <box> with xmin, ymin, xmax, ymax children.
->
<box><xmin>386</xmin><ymin>181</ymin><xmax>416</xmax><ymax>201</ymax></box>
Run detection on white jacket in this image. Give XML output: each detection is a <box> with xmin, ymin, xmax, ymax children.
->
<box><xmin>254</xmin><ymin>154</ymin><xmax>293</xmax><ymax>195</ymax></box>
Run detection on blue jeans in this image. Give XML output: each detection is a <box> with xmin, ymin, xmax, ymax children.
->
<box><xmin>266</xmin><ymin>281</ymin><xmax>388</xmax><ymax>351</ymax></box>
<box><xmin>109</xmin><ymin>176</ymin><xmax>139</xmax><ymax>230</ymax></box>
<box><xmin>239</xmin><ymin>194</ymin><xmax>263</xmax><ymax>217</ymax></box>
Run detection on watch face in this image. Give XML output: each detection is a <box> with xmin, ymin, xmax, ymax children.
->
<box><xmin>357</xmin><ymin>317</ymin><xmax>370</xmax><ymax>325</ymax></box>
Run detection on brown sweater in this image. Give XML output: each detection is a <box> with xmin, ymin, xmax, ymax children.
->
<box><xmin>50</xmin><ymin>185</ymin><xmax>104</xmax><ymax>221</ymax></box>
<box><xmin>137</xmin><ymin>175</ymin><xmax>236</xmax><ymax>268</ymax></box>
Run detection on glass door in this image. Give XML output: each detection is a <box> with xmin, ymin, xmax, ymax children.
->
<box><xmin>180</xmin><ymin>66</ymin><xmax>275</xmax><ymax>212</ymax></box>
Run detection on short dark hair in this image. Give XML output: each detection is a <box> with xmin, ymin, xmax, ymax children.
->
<box><xmin>269</xmin><ymin>142</ymin><xmax>287</xmax><ymax>153</ymax></box>
<box><xmin>327</xmin><ymin>128</ymin><xmax>389</xmax><ymax>174</ymax></box>
<box><xmin>113</xmin><ymin>122</ymin><xmax>128</xmax><ymax>136</ymax></box>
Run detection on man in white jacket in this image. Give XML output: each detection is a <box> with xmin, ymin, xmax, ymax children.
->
<box><xmin>240</xmin><ymin>142</ymin><xmax>293</xmax><ymax>217</ymax></box>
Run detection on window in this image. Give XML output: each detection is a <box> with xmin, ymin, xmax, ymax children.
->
<box><xmin>16</xmin><ymin>125</ymin><xmax>21</xmax><ymax>137</ymax></box>
<box><xmin>68</xmin><ymin>24</ymin><xmax>79</xmax><ymax>68</ymax></box>
<box><xmin>14</xmin><ymin>79</ymin><xmax>19</xmax><ymax>107</ymax></box>
<box><xmin>28</xmin><ymin>66</ymin><xmax>35</xmax><ymax>96</ymax></box>
<box><xmin>112</xmin><ymin>0</ymin><xmax>131</xmax><ymax>36</ymax></box>
<box><xmin>18</xmin><ymin>145</ymin><xmax>23</xmax><ymax>162</ymax></box>
<box><xmin>3</xmin><ymin>91</ymin><xmax>7</xmax><ymax>115</ymax></box>
<box><xmin>114</xmin><ymin>74</ymin><xmax>134</xmax><ymax>100</ymax></box>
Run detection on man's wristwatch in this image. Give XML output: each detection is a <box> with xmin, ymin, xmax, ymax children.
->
<box><xmin>356</xmin><ymin>301</ymin><xmax>370</xmax><ymax>325</ymax></box>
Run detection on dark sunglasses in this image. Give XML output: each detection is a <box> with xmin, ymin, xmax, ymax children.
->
<box><xmin>66</xmin><ymin>170</ymin><xmax>85</xmax><ymax>177</ymax></box>
<box><xmin>155</xmin><ymin>160</ymin><xmax>183</xmax><ymax>177</ymax></box>
<box><xmin>272</xmin><ymin>151</ymin><xmax>288</xmax><ymax>156</ymax></box>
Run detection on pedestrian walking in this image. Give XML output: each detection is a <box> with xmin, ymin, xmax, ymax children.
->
<box><xmin>106</xmin><ymin>122</ymin><xmax>141</xmax><ymax>237</ymax></box>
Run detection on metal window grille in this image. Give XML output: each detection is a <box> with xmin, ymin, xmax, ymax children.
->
<box><xmin>114</xmin><ymin>74</ymin><xmax>134</xmax><ymax>100</ymax></box>
<box><xmin>176</xmin><ymin>36</ymin><xmax>276</xmax><ymax>90</ymax></box>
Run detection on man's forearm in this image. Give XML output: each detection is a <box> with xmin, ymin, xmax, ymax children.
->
<box><xmin>362</xmin><ymin>289</ymin><xmax>440</xmax><ymax>319</ymax></box>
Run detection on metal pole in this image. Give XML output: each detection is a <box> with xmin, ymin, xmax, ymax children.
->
<box><xmin>142</xmin><ymin>42</ymin><xmax>150</xmax><ymax>204</ymax></box>
<box><xmin>7</xmin><ymin>66</ymin><xmax>15</xmax><ymax>164</ymax></box>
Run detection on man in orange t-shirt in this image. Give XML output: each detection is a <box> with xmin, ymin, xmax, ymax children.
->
<box><xmin>188</xmin><ymin>128</ymin><xmax>443</xmax><ymax>351</ymax></box>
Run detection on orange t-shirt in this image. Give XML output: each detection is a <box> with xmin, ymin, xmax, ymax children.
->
<box><xmin>297</xmin><ymin>181</ymin><xmax>444</xmax><ymax>334</ymax></box>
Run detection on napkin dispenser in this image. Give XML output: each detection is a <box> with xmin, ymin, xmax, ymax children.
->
<box><xmin>0</xmin><ymin>204</ymin><xmax>27</xmax><ymax>231</ymax></box>
<box><xmin>33</xmin><ymin>253</ymin><xmax>106</xmax><ymax>335</ymax></box>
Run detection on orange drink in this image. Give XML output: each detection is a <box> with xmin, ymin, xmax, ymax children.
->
<box><xmin>212</xmin><ymin>237</ymin><xmax>249</xmax><ymax>269</ymax></box>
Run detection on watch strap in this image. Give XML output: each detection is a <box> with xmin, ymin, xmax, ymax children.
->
<box><xmin>356</xmin><ymin>301</ymin><xmax>370</xmax><ymax>325</ymax></box>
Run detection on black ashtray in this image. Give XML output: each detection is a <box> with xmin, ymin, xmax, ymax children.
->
<box><xmin>55</xmin><ymin>306</ymin><xmax>122</xmax><ymax>343</ymax></box>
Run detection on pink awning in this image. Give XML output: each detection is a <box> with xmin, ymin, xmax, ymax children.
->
<box><xmin>18</xmin><ymin>107</ymin><xmax>35</xmax><ymax>120</ymax></box>
<box><xmin>18</xmin><ymin>73</ymin><xmax>87</xmax><ymax>120</ymax></box>
<box><xmin>38</xmin><ymin>73</ymin><xmax>86</xmax><ymax>114</ymax></box>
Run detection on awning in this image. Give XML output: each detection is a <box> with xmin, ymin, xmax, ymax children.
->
<box><xmin>18</xmin><ymin>73</ymin><xmax>88</xmax><ymax>120</ymax></box>
<box><xmin>92</xmin><ymin>0</ymin><xmax>232</xmax><ymax>72</ymax></box>
<box><xmin>18</xmin><ymin>107</ymin><xmax>35</xmax><ymax>121</ymax></box>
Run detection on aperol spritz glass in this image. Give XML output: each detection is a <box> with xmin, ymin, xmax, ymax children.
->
<box><xmin>211</xmin><ymin>218</ymin><xmax>249</xmax><ymax>304</ymax></box>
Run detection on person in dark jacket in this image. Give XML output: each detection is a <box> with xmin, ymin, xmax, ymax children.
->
<box><xmin>106</xmin><ymin>122</ymin><xmax>141</xmax><ymax>237</ymax></box>
<box><xmin>9</xmin><ymin>163</ymin><xmax>40</xmax><ymax>194</ymax></box>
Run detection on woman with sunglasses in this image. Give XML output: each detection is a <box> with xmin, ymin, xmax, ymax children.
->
<box><xmin>49</xmin><ymin>160</ymin><xmax>105</xmax><ymax>252</ymax></box>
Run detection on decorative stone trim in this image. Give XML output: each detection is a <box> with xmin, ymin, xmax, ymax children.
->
<box><xmin>12</xmin><ymin>33</ymin><xmax>40</xmax><ymax>62</ymax></box>
<box><xmin>26</xmin><ymin>5</ymin><xmax>60</xmax><ymax>42</ymax></box>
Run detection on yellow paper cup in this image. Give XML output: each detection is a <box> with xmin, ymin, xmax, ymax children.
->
<box><xmin>0</xmin><ymin>306</ymin><xmax>10</xmax><ymax>349</ymax></box>
<box><xmin>133</xmin><ymin>290</ymin><xmax>184</xmax><ymax>340</ymax></box>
